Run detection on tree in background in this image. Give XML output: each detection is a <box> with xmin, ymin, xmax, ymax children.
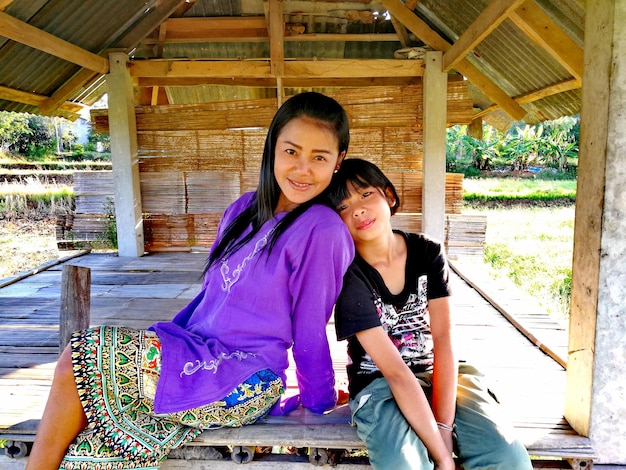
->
<box><xmin>447</xmin><ymin>115</ymin><xmax>579</xmax><ymax>177</ymax></box>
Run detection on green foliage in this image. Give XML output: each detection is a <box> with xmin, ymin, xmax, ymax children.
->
<box><xmin>101</xmin><ymin>197</ymin><xmax>118</xmax><ymax>249</ymax></box>
<box><xmin>446</xmin><ymin>115</ymin><xmax>580</xmax><ymax>176</ymax></box>
<box><xmin>0</xmin><ymin>111</ymin><xmax>29</xmax><ymax>149</ymax></box>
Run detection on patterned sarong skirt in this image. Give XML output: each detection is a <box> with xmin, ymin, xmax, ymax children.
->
<box><xmin>60</xmin><ymin>326</ymin><xmax>284</xmax><ymax>470</ymax></box>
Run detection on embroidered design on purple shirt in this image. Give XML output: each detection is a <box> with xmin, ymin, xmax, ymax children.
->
<box><xmin>180</xmin><ymin>350</ymin><xmax>258</xmax><ymax>378</ymax></box>
<box><xmin>220</xmin><ymin>228</ymin><xmax>273</xmax><ymax>292</ymax></box>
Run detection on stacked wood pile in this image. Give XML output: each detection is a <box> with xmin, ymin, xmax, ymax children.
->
<box><xmin>75</xmin><ymin>83</ymin><xmax>483</xmax><ymax>254</ymax></box>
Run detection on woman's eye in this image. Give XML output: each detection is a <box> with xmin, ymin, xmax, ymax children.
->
<box><xmin>314</xmin><ymin>155</ymin><xmax>328</xmax><ymax>162</ymax></box>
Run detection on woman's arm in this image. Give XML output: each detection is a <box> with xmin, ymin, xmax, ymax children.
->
<box><xmin>429</xmin><ymin>296</ymin><xmax>458</xmax><ymax>452</ymax></box>
<box><xmin>290</xmin><ymin>217</ymin><xmax>354</xmax><ymax>413</ymax></box>
<box><xmin>357</xmin><ymin>326</ymin><xmax>455</xmax><ymax>469</ymax></box>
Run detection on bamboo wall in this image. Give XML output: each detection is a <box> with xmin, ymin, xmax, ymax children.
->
<box><xmin>89</xmin><ymin>83</ymin><xmax>473</xmax><ymax>252</ymax></box>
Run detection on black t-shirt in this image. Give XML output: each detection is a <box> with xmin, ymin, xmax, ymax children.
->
<box><xmin>335</xmin><ymin>231</ymin><xmax>451</xmax><ymax>398</ymax></box>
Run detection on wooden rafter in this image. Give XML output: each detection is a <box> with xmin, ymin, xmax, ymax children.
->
<box><xmin>380</xmin><ymin>0</ymin><xmax>526</xmax><ymax>121</ymax></box>
<box><xmin>36</xmin><ymin>0</ymin><xmax>186</xmax><ymax>117</ymax></box>
<box><xmin>471</xmin><ymin>78</ymin><xmax>580</xmax><ymax>120</ymax></box>
<box><xmin>509</xmin><ymin>0</ymin><xmax>584</xmax><ymax>81</ymax></box>
<box><xmin>0</xmin><ymin>85</ymin><xmax>82</xmax><ymax>117</ymax></box>
<box><xmin>443</xmin><ymin>0</ymin><xmax>527</xmax><ymax>72</ymax></box>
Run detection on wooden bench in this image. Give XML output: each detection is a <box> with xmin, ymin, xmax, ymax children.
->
<box><xmin>0</xmin><ymin>264</ymin><xmax>594</xmax><ymax>469</ymax></box>
<box><xmin>0</xmin><ymin>407</ymin><xmax>596</xmax><ymax>469</ymax></box>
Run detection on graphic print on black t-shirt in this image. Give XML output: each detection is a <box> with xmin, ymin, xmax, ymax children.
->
<box><xmin>359</xmin><ymin>274</ymin><xmax>433</xmax><ymax>374</ymax></box>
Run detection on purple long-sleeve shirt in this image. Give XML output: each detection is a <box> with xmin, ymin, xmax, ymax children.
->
<box><xmin>151</xmin><ymin>192</ymin><xmax>354</xmax><ymax>414</ymax></box>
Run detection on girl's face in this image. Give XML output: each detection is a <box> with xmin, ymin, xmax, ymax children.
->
<box><xmin>336</xmin><ymin>182</ymin><xmax>395</xmax><ymax>244</ymax></box>
<box><xmin>274</xmin><ymin>116</ymin><xmax>344</xmax><ymax>214</ymax></box>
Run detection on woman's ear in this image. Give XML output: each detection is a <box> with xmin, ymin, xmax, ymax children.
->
<box><xmin>335</xmin><ymin>152</ymin><xmax>346</xmax><ymax>172</ymax></box>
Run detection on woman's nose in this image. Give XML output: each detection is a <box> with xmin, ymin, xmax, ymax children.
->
<box><xmin>294</xmin><ymin>157</ymin><xmax>311</xmax><ymax>174</ymax></box>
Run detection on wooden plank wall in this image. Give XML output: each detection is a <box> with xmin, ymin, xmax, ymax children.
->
<box><xmin>87</xmin><ymin>83</ymin><xmax>474</xmax><ymax>252</ymax></box>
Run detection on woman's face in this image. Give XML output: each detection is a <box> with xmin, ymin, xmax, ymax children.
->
<box><xmin>273</xmin><ymin>116</ymin><xmax>344</xmax><ymax>213</ymax></box>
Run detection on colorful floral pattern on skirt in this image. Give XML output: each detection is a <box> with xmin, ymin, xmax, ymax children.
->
<box><xmin>61</xmin><ymin>326</ymin><xmax>284</xmax><ymax>470</ymax></box>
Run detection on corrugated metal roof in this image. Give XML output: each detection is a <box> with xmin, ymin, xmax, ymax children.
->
<box><xmin>0</xmin><ymin>0</ymin><xmax>586</xmax><ymax>127</ymax></box>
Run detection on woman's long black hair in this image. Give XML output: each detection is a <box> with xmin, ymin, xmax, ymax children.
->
<box><xmin>327</xmin><ymin>158</ymin><xmax>400</xmax><ymax>215</ymax></box>
<box><xmin>206</xmin><ymin>92</ymin><xmax>350</xmax><ymax>269</ymax></box>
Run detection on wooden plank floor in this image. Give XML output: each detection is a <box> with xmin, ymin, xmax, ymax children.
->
<box><xmin>0</xmin><ymin>251</ymin><xmax>593</xmax><ymax>465</ymax></box>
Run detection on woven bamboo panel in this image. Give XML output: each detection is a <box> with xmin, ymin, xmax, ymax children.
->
<box><xmin>382</xmin><ymin>127</ymin><xmax>423</xmax><ymax>171</ymax></box>
<box><xmin>240</xmin><ymin>171</ymin><xmax>260</xmax><ymax>194</ymax></box>
<box><xmin>143</xmin><ymin>214</ymin><xmax>222</xmax><ymax>251</ymax></box>
<box><xmin>346</xmin><ymin>129</ymin><xmax>384</xmax><ymax>166</ymax></box>
<box><xmin>73</xmin><ymin>171</ymin><xmax>114</xmax><ymax>214</ymax></box>
<box><xmin>92</xmin><ymin>83</ymin><xmax>472</xmax><ymax>134</ymax></box>
<box><xmin>140</xmin><ymin>172</ymin><xmax>185</xmax><ymax>214</ymax></box>
<box><xmin>186</xmin><ymin>172</ymin><xmax>241</xmax><ymax>214</ymax></box>
<box><xmin>242</xmin><ymin>129</ymin><xmax>267</xmax><ymax>172</ymax></box>
<box><xmin>134</xmin><ymin>100</ymin><xmax>278</xmax><ymax>131</ymax></box>
<box><xmin>388</xmin><ymin>212</ymin><xmax>487</xmax><ymax>257</ymax></box>
<box><xmin>385</xmin><ymin>172</ymin><xmax>463</xmax><ymax>215</ymax></box>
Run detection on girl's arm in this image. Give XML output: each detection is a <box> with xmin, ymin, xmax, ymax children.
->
<box><xmin>357</xmin><ymin>326</ymin><xmax>455</xmax><ymax>469</ymax></box>
<box><xmin>429</xmin><ymin>296</ymin><xmax>458</xmax><ymax>453</ymax></box>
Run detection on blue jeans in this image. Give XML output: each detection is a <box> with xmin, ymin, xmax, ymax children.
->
<box><xmin>349</xmin><ymin>364</ymin><xmax>532</xmax><ymax>469</ymax></box>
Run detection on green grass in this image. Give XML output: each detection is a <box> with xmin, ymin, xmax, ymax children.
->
<box><xmin>463</xmin><ymin>178</ymin><xmax>576</xmax><ymax>203</ymax></box>
<box><xmin>0</xmin><ymin>176</ymin><xmax>74</xmax><ymax>218</ymax></box>
<box><xmin>464</xmin><ymin>204</ymin><xmax>574</xmax><ymax>321</ymax></box>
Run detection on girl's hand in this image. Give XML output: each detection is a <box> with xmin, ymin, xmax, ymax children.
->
<box><xmin>439</xmin><ymin>428</ymin><xmax>454</xmax><ymax>454</ymax></box>
<box><xmin>433</xmin><ymin>454</ymin><xmax>456</xmax><ymax>470</ymax></box>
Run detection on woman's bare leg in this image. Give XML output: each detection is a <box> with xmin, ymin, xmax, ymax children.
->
<box><xmin>26</xmin><ymin>346</ymin><xmax>87</xmax><ymax>470</ymax></box>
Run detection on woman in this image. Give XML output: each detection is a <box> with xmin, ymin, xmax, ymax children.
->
<box><xmin>27</xmin><ymin>92</ymin><xmax>355</xmax><ymax>470</ymax></box>
<box><xmin>328</xmin><ymin>158</ymin><xmax>532</xmax><ymax>469</ymax></box>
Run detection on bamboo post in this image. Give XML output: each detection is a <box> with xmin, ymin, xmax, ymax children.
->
<box><xmin>59</xmin><ymin>265</ymin><xmax>91</xmax><ymax>354</ymax></box>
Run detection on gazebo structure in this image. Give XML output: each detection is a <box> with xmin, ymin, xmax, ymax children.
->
<box><xmin>0</xmin><ymin>0</ymin><xmax>624</xmax><ymax>464</ymax></box>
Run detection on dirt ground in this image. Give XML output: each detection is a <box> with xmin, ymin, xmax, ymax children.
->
<box><xmin>0</xmin><ymin>217</ymin><xmax>59</xmax><ymax>280</ymax></box>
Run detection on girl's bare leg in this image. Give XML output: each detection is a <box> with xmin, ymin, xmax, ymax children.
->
<box><xmin>26</xmin><ymin>346</ymin><xmax>87</xmax><ymax>470</ymax></box>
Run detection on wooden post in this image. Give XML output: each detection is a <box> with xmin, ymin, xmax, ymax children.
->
<box><xmin>59</xmin><ymin>265</ymin><xmax>91</xmax><ymax>354</ymax></box>
<box><xmin>422</xmin><ymin>51</ymin><xmax>447</xmax><ymax>242</ymax></box>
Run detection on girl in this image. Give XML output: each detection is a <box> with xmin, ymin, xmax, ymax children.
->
<box><xmin>27</xmin><ymin>92</ymin><xmax>355</xmax><ymax>470</ymax></box>
<box><xmin>328</xmin><ymin>159</ymin><xmax>532</xmax><ymax>469</ymax></box>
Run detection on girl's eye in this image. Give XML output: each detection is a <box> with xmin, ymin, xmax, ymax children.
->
<box><xmin>336</xmin><ymin>204</ymin><xmax>348</xmax><ymax>213</ymax></box>
<box><xmin>362</xmin><ymin>191</ymin><xmax>372</xmax><ymax>198</ymax></box>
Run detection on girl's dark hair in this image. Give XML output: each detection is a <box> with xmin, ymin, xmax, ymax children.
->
<box><xmin>327</xmin><ymin>158</ymin><xmax>400</xmax><ymax>215</ymax></box>
<box><xmin>207</xmin><ymin>92</ymin><xmax>350</xmax><ymax>268</ymax></box>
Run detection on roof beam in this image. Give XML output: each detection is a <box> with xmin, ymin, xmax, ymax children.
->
<box><xmin>443</xmin><ymin>0</ymin><xmax>527</xmax><ymax>72</ymax></box>
<box><xmin>136</xmin><ymin>76</ymin><xmax>422</xmax><ymax>88</ymax></box>
<box><xmin>509</xmin><ymin>0</ymin><xmax>584</xmax><ymax>81</ymax></box>
<box><xmin>472</xmin><ymin>78</ymin><xmax>580</xmax><ymax>119</ymax></box>
<box><xmin>129</xmin><ymin>58</ymin><xmax>425</xmax><ymax>80</ymax></box>
<box><xmin>0</xmin><ymin>85</ymin><xmax>83</xmax><ymax>118</ymax></box>
<box><xmin>0</xmin><ymin>11</ymin><xmax>109</xmax><ymax>74</ymax></box>
<box><xmin>141</xmin><ymin>17</ymin><xmax>400</xmax><ymax>44</ymax></box>
<box><xmin>41</xmin><ymin>0</ymin><xmax>187</xmax><ymax>117</ymax></box>
<box><xmin>380</xmin><ymin>0</ymin><xmax>526</xmax><ymax>121</ymax></box>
